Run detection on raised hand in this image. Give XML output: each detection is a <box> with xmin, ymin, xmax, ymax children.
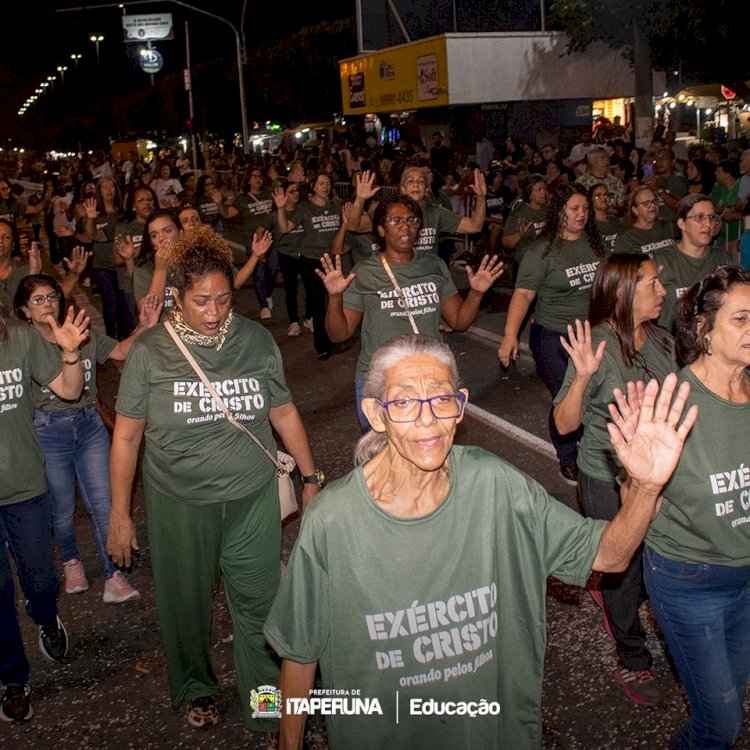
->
<box><xmin>466</xmin><ymin>254</ymin><xmax>504</xmax><ymax>293</ymax></box>
<box><xmin>62</xmin><ymin>245</ymin><xmax>91</xmax><ymax>275</ymax></box>
<box><xmin>251</xmin><ymin>229</ymin><xmax>273</xmax><ymax>259</ymax></box>
<box><xmin>315</xmin><ymin>252</ymin><xmax>355</xmax><ymax>296</ymax></box>
<box><xmin>560</xmin><ymin>319</ymin><xmax>606</xmax><ymax>379</ymax></box>
<box><xmin>83</xmin><ymin>197</ymin><xmax>99</xmax><ymax>220</ymax></box>
<box><xmin>27</xmin><ymin>241</ymin><xmax>42</xmax><ymax>274</ymax></box>
<box><xmin>469</xmin><ymin>169</ymin><xmax>487</xmax><ymax>199</ymax></box>
<box><xmin>114</xmin><ymin>233</ymin><xmax>136</xmax><ymax>261</ymax></box>
<box><xmin>355</xmin><ymin>170</ymin><xmax>380</xmax><ymax>202</ymax></box>
<box><xmin>49</xmin><ymin>306</ymin><xmax>90</xmax><ymax>352</ymax></box>
<box><xmin>272</xmin><ymin>186</ymin><xmax>288</xmax><ymax>210</ymax></box>
<box><xmin>608</xmin><ymin>373</ymin><xmax>697</xmax><ymax>489</ymax></box>
<box><xmin>138</xmin><ymin>293</ymin><xmax>163</xmax><ymax>329</ymax></box>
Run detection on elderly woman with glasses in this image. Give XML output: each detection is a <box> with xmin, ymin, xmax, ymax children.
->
<box><xmin>650</xmin><ymin>194</ymin><xmax>734</xmax><ymax>332</ymax></box>
<box><xmin>317</xmin><ymin>194</ymin><xmax>503</xmax><ymax>430</ymax></box>
<box><xmin>614</xmin><ymin>186</ymin><xmax>674</xmax><ymax>256</ymax></box>
<box><xmin>553</xmin><ymin>253</ymin><xmax>675</xmax><ymax>708</ymax></box>
<box><xmin>264</xmin><ymin>333</ymin><xmax>696</xmax><ymax>750</ymax></box>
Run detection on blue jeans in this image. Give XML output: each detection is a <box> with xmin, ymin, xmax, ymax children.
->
<box><xmin>252</xmin><ymin>248</ymin><xmax>279</xmax><ymax>309</ymax></box>
<box><xmin>34</xmin><ymin>405</ymin><xmax>116</xmax><ymax>579</ymax></box>
<box><xmin>528</xmin><ymin>322</ymin><xmax>579</xmax><ymax>468</ymax></box>
<box><xmin>0</xmin><ymin>493</ymin><xmax>60</xmax><ymax>686</ymax></box>
<box><xmin>644</xmin><ymin>546</ymin><xmax>750</xmax><ymax>749</ymax></box>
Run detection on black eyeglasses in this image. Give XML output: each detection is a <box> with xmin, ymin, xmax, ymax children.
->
<box><xmin>686</xmin><ymin>213</ymin><xmax>722</xmax><ymax>225</ymax></box>
<box><xmin>378</xmin><ymin>393</ymin><xmax>466</xmax><ymax>423</ymax></box>
<box><xmin>632</xmin><ymin>352</ymin><xmax>657</xmax><ymax>383</ymax></box>
<box><xmin>29</xmin><ymin>291</ymin><xmax>60</xmax><ymax>306</ymax></box>
<box><xmin>385</xmin><ymin>216</ymin><xmax>421</xmax><ymax>227</ymax></box>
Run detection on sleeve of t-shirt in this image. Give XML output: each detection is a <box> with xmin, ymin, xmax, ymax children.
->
<box><xmin>92</xmin><ymin>326</ymin><xmax>118</xmax><ymax>364</ymax></box>
<box><xmin>436</xmin><ymin>204</ymin><xmax>462</xmax><ymax>234</ymax></box>
<box><xmin>436</xmin><ymin>257</ymin><xmax>458</xmax><ymax>299</ymax></box>
<box><xmin>533</xmin><ymin>481</ymin><xmax>607</xmax><ymax>586</ymax></box>
<box><xmin>515</xmin><ymin>243</ymin><xmax>547</xmax><ymax>291</ymax></box>
<box><xmin>28</xmin><ymin>326</ymin><xmax>63</xmax><ymax>387</ymax></box>
<box><xmin>343</xmin><ymin>271</ymin><xmax>366</xmax><ymax>313</ymax></box>
<box><xmin>264</xmin><ymin>512</ymin><xmax>330</xmax><ymax>662</ymax></box>
<box><xmin>115</xmin><ymin>339</ymin><xmax>151</xmax><ymax>418</ymax></box>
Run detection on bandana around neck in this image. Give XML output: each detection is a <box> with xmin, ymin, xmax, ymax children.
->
<box><xmin>169</xmin><ymin>305</ymin><xmax>233</xmax><ymax>350</ymax></box>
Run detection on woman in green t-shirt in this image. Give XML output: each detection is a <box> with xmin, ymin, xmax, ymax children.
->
<box><xmin>499</xmin><ymin>183</ymin><xmax>606</xmax><ymax>483</ymax></box>
<box><xmin>553</xmin><ymin>253</ymin><xmax>675</xmax><ymax>708</ymax></box>
<box><xmin>613</xmin><ymin>186</ymin><xmax>674</xmax><ymax>256</ymax></box>
<box><xmin>642</xmin><ymin>266</ymin><xmax>750</xmax><ymax>749</ymax></box>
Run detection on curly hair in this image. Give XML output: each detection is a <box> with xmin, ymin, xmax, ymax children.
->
<box><xmin>539</xmin><ymin>183</ymin><xmax>604</xmax><ymax>259</ymax></box>
<box><xmin>170</xmin><ymin>225</ymin><xmax>235</xmax><ymax>295</ymax></box>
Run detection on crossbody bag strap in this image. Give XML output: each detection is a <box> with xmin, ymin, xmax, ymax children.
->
<box><xmin>164</xmin><ymin>321</ymin><xmax>283</xmax><ymax>473</ymax></box>
<box><xmin>380</xmin><ymin>255</ymin><xmax>419</xmax><ymax>334</ymax></box>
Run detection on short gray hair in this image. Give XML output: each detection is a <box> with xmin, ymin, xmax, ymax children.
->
<box><xmin>353</xmin><ymin>335</ymin><xmax>460</xmax><ymax>465</ymax></box>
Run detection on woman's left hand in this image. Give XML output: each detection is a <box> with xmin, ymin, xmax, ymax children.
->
<box><xmin>468</xmin><ymin>169</ymin><xmax>488</xmax><ymax>199</ymax></box>
<box><xmin>62</xmin><ymin>245</ymin><xmax>91</xmax><ymax>276</ymax></box>
<box><xmin>27</xmin><ymin>241</ymin><xmax>42</xmax><ymax>274</ymax></box>
<box><xmin>608</xmin><ymin>373</ymin><xmax>698</xmax><ymax>489</ymax></box>
<box><xmin>138</xmin><ymin>293</ymin><xmax>163</xmax><ymax>329</ymax></box>
<box><xmin>49</xmin><ymin>306</ymin><xmax>90</xmax><ymax>352</ymax></box>
<box><xmin>301</xmin><ymin>482</ymin><xmax>321</xmax><ymax>511</ymax></box>
<box><xmin>466</xmin><ymin>254</ymin><xmax>504</xmax><ymax>293</ymax></box>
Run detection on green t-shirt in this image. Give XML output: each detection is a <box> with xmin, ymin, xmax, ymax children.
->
<box><xmin>709</xmin><ymin>181</ymin><xmax>742</xmax><ymax>243</ymax></box>
<box><xmin>196</xmin><ymin>196</ymin><xmax>222</xmax><ymax>230</ymax></box>
<box><xmin>414</xmin><ymin>200</ymin><xmax>462</xmax><ymax>255</ymax></box>
<box><xmin>264</xmin><ymin>445</ymin><xmax>605</xmax><ymax>750</ymax></box>
<box><xmin>614</xmin><ymin>222</ymin><xmax>674</xmax><ymax>255</ymax></box>
<box><xmin>0</xmin><ymin>262</ymin><xmax>30</xmax><ymax>310</ymax></box>
<box><xmin>92</xmin><ymin>212</ymin><xmax>118</xmax><ymax>271</ymax></box>
<box><xmin>554</xmin><ymin>324</ymin><xmax>676</xmax><ymax>481</ymax></box>
<box><xmin>115</xmin><ymin>315</ymin><xmax>292</xmax><ymax>503</ymax></box>
<box><xmin>651</xmin><ymin>244</ymin><xmax>734</xmax><ymax>332</ymax></box>
<box><xmin>503</xmin><ymin>202</ymin><xmax>547</xmax><ymax>262</ymax></box>
<box><xmin>596</xmin><ymin>216</ymin><xmax>621</xmax><ymax>254</ymax></box>
<box><xmin>298</xmin><ymin>201</ymin><xmax>342</xmax><ymax>260</ymax></box>
<box><xmin>34</xmin><ymin>326</ymin><xmax>117</xmax><ymax>412</ymax></box>
<box><xmin>646</xmin><ymin>367</ymin><xmax>750</xmax><ymax>566</ymax></box>
<box><xmin>515</xmin><ymin>237</ymin><xmax>601</xmax><ymax>333</ymax></box>
<box><xmin>115</xmin><ymin>219</ymin><xmax>145</xmax><ymax>294</ymax></box>
<box><xmin>132</xmin><ymin>262</ymin><xmax>177</xmax><ymax>320</ymax></box>
<box><xmin>1</xmin><ymin>321</ymin><xmax>62</xmax><ymax>505</ymax></box>
<box><xmin>346</xmin><ymin>231</ymin><xmax>378</xmax><ymax>265</ymax></box>
<box><xmin>343</xmin><ymin>253</ymin><xmax>457</xmax><ymax>379</ymax></box>
<box><xmin>271</xmin><ymin>207</ymin><xmax>304</xmax><ymax>258</ymax></box>
<box><xmin>655</xmin><ymin>173</ymin><xmax>688</xmax><ymax>224</ymax></box>
<box><xmin>234</xmin><ymin>191</ymin><xmax>275</xmax><ymax>236</ymax></box>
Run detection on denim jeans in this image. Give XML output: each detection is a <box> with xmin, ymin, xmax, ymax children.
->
<box><xmin>34</xmin><ymin>405</ymin><xmax>116</xmax><ymax>579</ymax></box>
<box><xmin>252</xmin><ymin>248</ymin><xmax>279</xmax><ymax>309</ymax></box>
<box><xmin>644</xmin><ymin>546</ymin><xmax>750</xmax><ymax>749</ymax></box>
<box><xmin>528</xmin><ymin>322</ymin><xmax>579</xmax><ymax>468</ymax></box>
<box><xmin>0</xmin><ymin>493</ymin><xmax>60</xmax><ymax>686</ymax></box>
<box><xmin>579</xmin><ymin>471</ymin><xmax>650</xmax><ymax>670</ymax></box>
<box><xmin>93</xmin><ymin>268</ymin><xmax>119</xmax><ymax>339</ymax></box>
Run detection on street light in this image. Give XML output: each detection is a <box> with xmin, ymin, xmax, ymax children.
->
<box><xmin>70</xmin><ymin>53</ymin><xmax>82</xmax><ymax>72</ymax></box>
<box><xmin>57</xmin><ymin>65</ymin><xmax>68</xmax><ymax>84</ymax></box>
<box><xmin>90</xmin><ymin>34</ymin><xmax>104</xmax><ymax>64</ymax></box>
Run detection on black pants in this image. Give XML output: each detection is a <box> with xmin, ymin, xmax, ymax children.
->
<box><xmin>278</xmin><ymin>252</ymin><xmax>304</xmax><ymax>324</ymax></box>
<box><xmin>298</xmin><ymin>256</ymin><xmax>333</xmax><ymax>355</ymax></box>
<box><xmin>579</xmin><ymin>470</ymin><xmax>651</xmax><ymax>670</ymax></box>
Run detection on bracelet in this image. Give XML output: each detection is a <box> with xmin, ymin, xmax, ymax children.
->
<box><xmin>61</xmin><ymin>352</ymin><xmax>82</xmax><ymax>365</ymax></box>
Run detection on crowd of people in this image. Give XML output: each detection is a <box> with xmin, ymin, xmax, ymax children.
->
<box><xmin>1</xmin><ymin>121</ymin><xmax>750</xmax><ymax>750</ymax></box>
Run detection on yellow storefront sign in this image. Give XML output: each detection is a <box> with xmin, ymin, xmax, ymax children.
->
<box><xmin>340</xmin><ymin>37</ymin><xmax>449</xmax><ymax>115</ymax></box>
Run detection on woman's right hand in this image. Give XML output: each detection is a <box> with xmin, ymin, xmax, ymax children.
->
<box><xmin>560</xmin><ymin>319</ymin><xmax>606</xmax><ymax>379</ymax></box>
<box><xmin>272</xmin><ymin>186</ymin><xmax>288</xmax><ymax>210</ymax></box>
<box><xmin>83</xmin><ymin>197</ymin><xmax>98</xmax><ymax>220</ymax></box>
<box><xmin>315</xmin><ymin>253</ymin><xmax>355</xmax><ymax>295</ymax></box>
<box><xmin>498</xmin><ymin>335</ymin><xmax>518</xmax><ymax>368</ymax></box>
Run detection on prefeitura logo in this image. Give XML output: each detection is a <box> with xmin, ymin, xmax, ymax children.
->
<box><xmin>250</xmin><ymin>685</ymin><xmax>282</xmax><ymax>719</ymax></box>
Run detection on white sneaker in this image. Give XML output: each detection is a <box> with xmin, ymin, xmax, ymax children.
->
<box><xmin>63</xmin><ymin>559</ymin><xmax>89</xmax><ymax>594</ymax></box>
<box><xmin>303</xmin><ymin>318</ymin><xmax>314</xmax><ymax>332</ymax></box>
<box><xmin>267</xmin><ymin>297</ymin><xmax>274</xmax><ymax>311</ymax></box>
<box><xmin>287</xmin><ymin>322</ymin><xmax>301</xmax><ymax>337</ymax></box>
<box><xmin>260</xmin><ymin>307</ymin><xmax>272</xmax><ymax>320</ymax></box>
<box><xmin>103</xmin><ymin>571</ymin><xmax>140</xmax><ymax>604</ymax></box>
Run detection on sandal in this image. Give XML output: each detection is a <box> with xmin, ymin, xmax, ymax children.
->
<box><xmin>186</xmin><ymin>695</ymin><xmax>221</xmax><ymax>727</ymax></box>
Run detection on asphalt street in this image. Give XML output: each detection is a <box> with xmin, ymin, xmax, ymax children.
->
<box><xmin>4</xmin><ymin>258</ymin><xmax>750</xmax><ymax>750</ymax></box>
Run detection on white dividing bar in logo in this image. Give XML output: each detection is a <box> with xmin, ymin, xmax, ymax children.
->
<box><xmin>395</xmin><ymin>690</ymin><xmax>399</xmax><ymax>725</ymax></box>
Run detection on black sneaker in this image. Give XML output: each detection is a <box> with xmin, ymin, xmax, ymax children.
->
<box><xmin>0</xmin><ymin>684</ymin><xmax>33</xmax><ymax>722</ymax></box>
<box><xmin>614</xmin><ymin>666</ymin><xmax>664</xmax><ymax>707</ymax></box>
<box><xmin>559</xmin><ymin>464</ymin><xmax>579</xmax><ymax>485</ymax></box>
<box><xmin>38</xmin><ymin>615</ymin><xmax>69</xmax><ymax>661</ymax></box>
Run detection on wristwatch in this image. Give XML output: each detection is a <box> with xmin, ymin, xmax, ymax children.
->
<box><xmin>302</xmin><ymin>469</ymin><xmax>325</xmax><ymax>487</ymax></box>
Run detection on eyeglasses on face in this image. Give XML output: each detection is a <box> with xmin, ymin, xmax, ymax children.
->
<box><xmin>385</xmin><ymin>215</ymin><xmax>421</xmax><ymax>227</ymax></box>
<box><xmin>686</xmin><ymin>213</ymin><xmax>722</xmax><ymax>225</ymax></box>
<box><xmin>634</xmin><ymin>199</ymin><xmax>658</xmax><ymax>208</ymax></box>
<box><xmin>29</xmin><ymin>291</ymin><xmax>61</xmax><ymax>306</ymax></box>
<box><xmin>592</xmin><ymin>193</ymin><xmax>612</xmax><ymax>200</ymax></box>
<box><xmin>378</xmin><ymin>393</ymin><xmax>466</xmax><ymax>423</ymax></box>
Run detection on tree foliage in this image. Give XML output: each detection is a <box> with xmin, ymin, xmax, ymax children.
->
<box><xmin>550</xmin><ymin>0</ymin><xmax>750</xmax><ymax>97</ymax></box>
